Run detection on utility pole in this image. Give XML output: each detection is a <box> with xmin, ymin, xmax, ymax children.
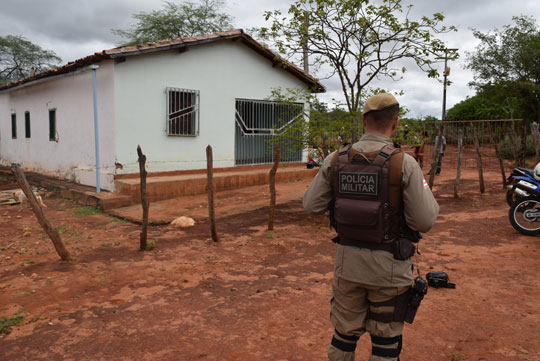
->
<box><xmin>439</xmin><ymin>48</ymin><xmax>458</xmax><ymax>121</ymax></box>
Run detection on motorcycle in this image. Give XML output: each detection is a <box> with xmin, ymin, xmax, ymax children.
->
<box><xmin>506</xmin><ymin>167</ymin><xmax>536</xmax><ymax>206</ymax></box>
<box><xmin>508</xmin><ymin>174</ymin><xmax>540</xmax><ymax>236</ymax></box>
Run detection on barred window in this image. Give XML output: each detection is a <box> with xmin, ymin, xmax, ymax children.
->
<box><xmin>166</xmin><ymin>87</ymin><xmax>199</xmax><ymax>136</ymax></box>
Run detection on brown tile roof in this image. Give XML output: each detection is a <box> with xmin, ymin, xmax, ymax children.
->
<box><xmin>0</xmin><ymin>29</ymin><xmax>325</xmax><ymax>93</ymax></box>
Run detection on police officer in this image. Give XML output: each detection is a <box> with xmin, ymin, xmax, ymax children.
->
<box><xmin>302</xmin><ymin>93</ymin><xmax>439</xmax><ymax>361</ymax></box>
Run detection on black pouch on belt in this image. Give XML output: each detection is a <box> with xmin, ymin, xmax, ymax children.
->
<box><xmin>391</xmin><ymin>238</ymin><xmax>415</xmax><ymax>260</ymax></box>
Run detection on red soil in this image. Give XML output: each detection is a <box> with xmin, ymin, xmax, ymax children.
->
<box><xmin>0</xmin><ymin>151</ymin><xmax>539</xmax><ymax>361</ymax></box>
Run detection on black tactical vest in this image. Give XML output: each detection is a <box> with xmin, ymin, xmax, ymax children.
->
<box><xmin>330</xmin><ymin>143</ymin><xmax>417</xmax><ymax>247</ymax></box>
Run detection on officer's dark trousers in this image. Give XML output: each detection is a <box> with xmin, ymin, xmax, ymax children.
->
<box><xmin>328</xmin><ymin>276</ymin><xmax>408</xmax><ymax>361</ymax></box>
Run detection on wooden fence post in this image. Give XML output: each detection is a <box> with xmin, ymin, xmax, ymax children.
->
<box><xmin>10</xmin><ymin>164</ymin><xmax>70</xmax><ymax>261</ymax></box>
<box><xmin>530</xmin><ymin>122</ymin><xmax>540</xmax><ymax>164</ymax></box>
<box><xmin>268</xmin><ymin>148</ymin><xmax>281</xmax><ymax>231</ymax></box>
<box><xmin>428</xmin><ymin>126</ymin><xmax>443</xmax><ymax>189</ymax></box>
<box><xmin>471</xmin><ymin>124</ymin><xmax>485</xmax><ymax>194</ymax></box>
<box><xmin>137</xmin><ymin>145</ymin><xmax>149</xmax><ymax>251</ymax></box>
<box><xmin>520</xmin><ymin>119</ymin><xmax>528</xmax><ymax>167</ymax></box>
<box><xmin>507</xmin><ymin>128</ymin><xmax>519</xmax><ymax>166</ymax></box>
<box><xmin>488</xmin><ymin>125</ymin><xmax>507</xmax><ymax>189</ymax></box>
<box><xmin>454</xmin><ymin>128</ymin><xmax>463</xmax><ymax>198</ymax></box>
<box><xmin>206</xmin><ymin>145</ymin><xmax>218</xmax><ymax>242</ymax></box>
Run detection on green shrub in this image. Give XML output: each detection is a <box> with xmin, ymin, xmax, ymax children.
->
<box><xmin>499</xmin><ymin>135</ymin><xmax>536</xmax><ymax>159</ymax></box>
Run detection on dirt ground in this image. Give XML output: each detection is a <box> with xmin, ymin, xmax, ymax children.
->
<box><xmin>1</xmin><ymin>149</ymin><xmax>540</xmax><ymax>361</ymax></box>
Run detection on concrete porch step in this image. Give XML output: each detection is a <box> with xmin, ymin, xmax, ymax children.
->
<box><xmin>115</xmin><ymin>165</ymin><xmax>317</xmax><ymax>203</ymax></box>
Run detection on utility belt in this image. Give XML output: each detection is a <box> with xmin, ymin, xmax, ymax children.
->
<box><xmin>332</xmin><ymin>236</ymin><xmax>416</xmax><ymax>260</ymax></box>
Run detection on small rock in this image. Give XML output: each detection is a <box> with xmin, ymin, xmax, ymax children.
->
<box><xmin>23</xmin><ymin>231</ymin><xmax>31</xmax><ymax>237</ymax></box>
<box><xmin>48</xmin><ymin>322</ymin><xmax>53</xmax><ymax>326</ymax></box>
<box><xmin>171</xmin><ymin>216</ymin><xmax>195</xmax><ymax>228</ymax></box>
<box><xmin>230</xmin><ymin>287</ymin><xmax>238</xmax><ymax>292</ymax></box>
<box><xmin>256</xmin><ymin>289</ymin><xmax>263</xmax><ymax>293</ymax></box>
<box><xmin>16</xmin><ymin>216</ymin><xmax>22</xmax><ymax>219</ymax></box>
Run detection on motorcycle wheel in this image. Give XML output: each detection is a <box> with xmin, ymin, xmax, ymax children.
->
<box><xmin>509</xmin><ymin>197</ymin><xmax>540</xmax><ymax>236</ymax></box>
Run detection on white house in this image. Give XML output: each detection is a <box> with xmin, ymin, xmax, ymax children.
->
<box><xmin>0</xmin><ymin>30</ymin><xmax>324</xmax><ymax>191</ymax></box>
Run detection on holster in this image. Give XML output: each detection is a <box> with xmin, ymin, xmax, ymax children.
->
<box><xmin>391</xmin><ymin>238</ymin><xmax>416</xmax><ymax>260</ymax></box>
<box><xmin>368</xmin><ymin>278</ymin><xmax>427</xmax><ymax>324</ymax></box>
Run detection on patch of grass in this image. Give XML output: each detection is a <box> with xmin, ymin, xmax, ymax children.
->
<box><xmin>267</xmin><ymin>231</ymin><xmax>274</xmax><ymax>239</ymax></box>
<box><xmin>73</xmin><ymin>206</ymin><xmax>100</xmax><ymax>217</ymax></box>
<box><xmin>0</xmin><ymin>311</ymin><xmax>25</xmax><ymax>334</ymax></box>
<box><xmin>0</xmin><ymin>174</ymin><xmax>11</xmax><ymax>182</ymax></box>
<box><xmin>450</xmin><ymin>353</ymin><xmax>468</xmax><ymax>361</ymax></box>
<box><xmin>46</xmin><ymin>280</ymin><xmax>54</xmax><ymax>286</ymax></box>
<box><xmin>101</xmin><ymin>241</ymin><xmax>121</xmax><ymax>248</ymax></box>
<box><xmin>24</xmin><ymin>289</ymin><xmax>36</xmax><ymax>296</ymax></box>
<box><xmin>146</xmin><ymin>239</ymin><xmax>158</xmax><ymax>251</ymax></box>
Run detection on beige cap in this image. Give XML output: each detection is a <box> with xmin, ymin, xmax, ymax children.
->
<box><xmin>363</xmin><ymin>93</ymin><xmax>399</xmax><ymax>115</ymax></box>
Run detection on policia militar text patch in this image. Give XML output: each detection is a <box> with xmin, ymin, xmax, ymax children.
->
<box><xmin>338</xmin><ymin>172</ymin><xmax>378</xmax><ymax>195</ymax></box>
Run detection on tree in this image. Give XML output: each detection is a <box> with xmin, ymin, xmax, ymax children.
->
<box><xmin>467</xmin><ymin>16</ymin><xmax>540</xmax><ymax>122</ymax></box>
<box><xmin>261</xmin><ymin>0</ymin><xmax>457</xmax><ymax>141</ymax></box>
<box><xmin>112</xmin><ymin>0</ymin><xmax>234</xmax><ymax>46</ymax></box>
<box><xmin>0</xmin><ymin>35</ymin><xmax>61</xmax><ymax>85</ymax></box>
<box><xmin>446</xmin><ymin>93</ymin><xmax>514</xmax><ymax>121</ymax></box>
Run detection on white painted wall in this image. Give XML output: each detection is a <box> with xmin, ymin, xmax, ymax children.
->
<box><xmin>0</xmin><ymin>61</ymin><xmax>116</xmax><ymax>190</ymax></box>
<box><xmin>114</xmin><ymin>41</ymin><xmax>309</xmax><ymax>174</ymax></box>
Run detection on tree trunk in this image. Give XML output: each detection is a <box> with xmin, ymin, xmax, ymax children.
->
<box><xmin>454</xmin><ymin>128</ymin><xmax>463</xmax><ymax>198</ymax></box>
<box><xmin>137</xmin><ymin>145</ymin><xmax>149</xmax><ymax>251</ymax></box>
<box><xmin>268</xmin><ymin>148</ymin><xmax>281</xmax><ymax>231</ymax></box>
<box><xmin>11</xmin><ymin>164</ymin><xmax>70</xmax><ymax>261</ymax></box>
<box><xmin>206</xmin><ymin>145</ymin><xmax>218</xmax><ymax>242</ymax></box>
<box><xmin>471</xmin><ymin>124</ymin><xmax>485</xmax><ymax>194</ymax></box>
<box><xmin>488</xmin><ymin>125</ymin><xmax>507</xmax><ymax>189</ymax></box>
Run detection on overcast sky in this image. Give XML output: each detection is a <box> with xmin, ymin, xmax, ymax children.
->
<box><xmin>1</xmin><ymin>0</ymin><xmax>540</xmax><ymax>118</ymax></box>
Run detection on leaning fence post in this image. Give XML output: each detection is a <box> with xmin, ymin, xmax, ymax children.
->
<box><xmin>137</xmin><ymin>145</ymin><xmax>149</xmax><ymax>251</ymax></box>
<box><xmin>206</xmin><ymin>145</ymin><xmax>218</xmax><ymax>242</ymax></box>
<box><xmin>268</xmin><ymin>148</ymin><xmax>281</xmax><ymax>231</ymax></box>
<box><xmin>471</xmin><ymin>123</ymin><xmax>485</xmax><ymax>194</ymax></box>
<box><xmin>11</xmin><ymin>164</ymin><xmax>70</xmax><ymax>261</ymax></box>
<box><xmin>454</xmin><ymin>128</ymin><xmax>463</xmax><ymax>198</ymax></box>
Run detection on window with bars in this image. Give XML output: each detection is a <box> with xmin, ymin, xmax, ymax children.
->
<box><xmin>11</xmin><ymin>113</ymin><xmax>16</xmax><ymax>139</ymax></box>
<box><xmin>166</xmin><ymin>87</ymin><xmax>199</xmax><ymax>136</ymax></box>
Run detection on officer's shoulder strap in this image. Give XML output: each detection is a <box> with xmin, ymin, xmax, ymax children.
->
<box><xmin>329</xmin><ymin>144</ymin><xmax>352</xmax><ymax>183</ymax></box>
<box><xmin>389</xmin><ymin>148</ymin><xmax>404</xmax><ymax>208</ymax></box>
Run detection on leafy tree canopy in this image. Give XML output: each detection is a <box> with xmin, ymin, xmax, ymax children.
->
<box><xmin>0</xmin><ymin>35</ymin><xmax>61</xmax><ymax>85</ymax></box>
<box><xmin>261</xmin><ymin>0</ymin><xmax>457</xmax><ymax>141</ymax></box>
<box><xmin>467</xmin><ymin>15</ymin><xmax>540</xmax><ymax>122</ymax></box>
<box><xmin>446</xmin><ymin>93</ymin><xmax>514</xmax><ymax>121</ymax></box>
<box><xmin>112</xmin><ymin>0</ymin><xmax>234</xmax><ymax>46</ymax></box>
